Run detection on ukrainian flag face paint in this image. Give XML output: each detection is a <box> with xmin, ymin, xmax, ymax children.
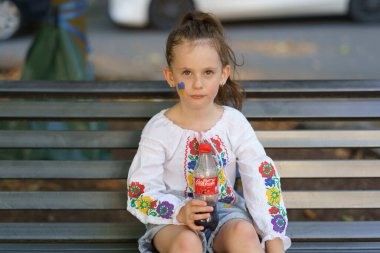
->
<box><xmin>177</xmin><ymin>82</ymin><xmax>185</xmax><ymax>96</ymax></box>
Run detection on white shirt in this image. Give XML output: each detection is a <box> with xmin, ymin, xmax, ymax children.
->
<box><xmin>127</xmin><ymin>105</ymin><xmax>291</xmax><ymax>250</ymax></box>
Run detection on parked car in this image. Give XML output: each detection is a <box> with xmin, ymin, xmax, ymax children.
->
<box><xmin>0</xmin><ymin>0</ymin><xmax>50</xmax><ymax>40</ymax></box>
<box><xmin>108</xmin><ymin>0</ymin><xmax>380</xmax><ymax>30</ymax></box>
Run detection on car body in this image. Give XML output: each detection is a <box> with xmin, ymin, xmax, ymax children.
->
<box><xmin>0</xmin><ymin>0</ymin><xmax>50</xmax><ymax>40</ymax></box>
<box><xmin>108</xmin><ymin>0</ymin><xmax>380</xmax><ymax>29</ymax></box>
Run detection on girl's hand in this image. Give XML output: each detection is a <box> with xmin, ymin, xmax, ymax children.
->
<box><xmin>176</xmin><ymin>199</ymin><xmax>214</xmax><ymax>231</ymax></box>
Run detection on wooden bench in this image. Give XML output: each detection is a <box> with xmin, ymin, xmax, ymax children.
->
<box><xmin>0</xmin><ymin>80</ymin><xmax>379</xmax><ymax>252</ymax></box>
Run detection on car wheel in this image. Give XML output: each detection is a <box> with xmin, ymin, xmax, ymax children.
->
<box><xmin>149</xmin><ymin>0</ymin><xmax>194</xmax><ymax>30</ymax></box>
<box><xmin>349</xmin><ymin>0</ymin><xmax>380</xmax><ymax>22</ymax></box>
<box><xmin>0</xmin><ymin>0</ymin><xmax>22</xmax><ymax>40</ymax></box>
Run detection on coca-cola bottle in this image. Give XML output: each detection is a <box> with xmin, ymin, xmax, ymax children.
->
<box><xmin>193</xmin><ymin>143</ymin><xmax>219</xmax><ymax>231</ymax></box>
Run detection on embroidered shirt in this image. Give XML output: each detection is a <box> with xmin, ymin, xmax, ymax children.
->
<box><xmin>127</xmin><ymin>106</ymin><xmax>291</xmax><ymax>250</ymax></box>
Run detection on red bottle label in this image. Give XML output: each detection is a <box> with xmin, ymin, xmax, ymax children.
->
<box><xmin>194</xmin><ymin>177</ymin><xmax>218</xmax><ymax>195</ymax></box>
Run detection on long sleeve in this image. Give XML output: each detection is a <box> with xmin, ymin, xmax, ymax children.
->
<box><xmin>229</xmin><ymin>112</ymin><xmax>291</xmax><ymax>250</ymax></box>
<box><xmin>127</xmin><ymin>134</ymin><xmax>186</xmax><ymax>225</ymax></box>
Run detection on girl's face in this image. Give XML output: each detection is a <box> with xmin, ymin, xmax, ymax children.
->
<box><xmin>164</xmin><ymin>39</ymin><xmax>230</xmax><ymax>111</ymax></box>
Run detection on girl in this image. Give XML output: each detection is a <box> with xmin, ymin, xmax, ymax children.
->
<box><xmin>127</xmin><ymin>11</ymin><xmax>291</xmax><ymax>253</ymax></box>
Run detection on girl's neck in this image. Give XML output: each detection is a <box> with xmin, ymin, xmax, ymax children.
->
<box><xmin>167</xmin><ymin>103</ymin><xmax>223</xmax><ymax>132</ymax></box>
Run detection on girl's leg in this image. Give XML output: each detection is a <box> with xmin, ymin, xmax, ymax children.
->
<box><xmin>213</xmin><ymin>219</ymin><xmax>264</xmax><ymax>253</ymax></box>
<box><xmin>153</xmin><ymin>225</ymin><xmax>203</xmax><ymax>253</ymax></box>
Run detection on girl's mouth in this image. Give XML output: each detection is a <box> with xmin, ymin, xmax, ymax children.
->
<box><xmin>190</xmin><ymin>95</ymin><xmax>206</xmax><ymax>99</ymax></box>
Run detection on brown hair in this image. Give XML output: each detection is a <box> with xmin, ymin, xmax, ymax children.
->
<box><xmin>165</xmin><ymin>11</ymin><xmax>245</xmax><ymax>110</ymax></box>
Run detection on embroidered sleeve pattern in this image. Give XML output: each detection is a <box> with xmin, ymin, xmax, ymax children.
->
<box><xmin>259</xmin><ymin>161</ymin><xmax>287</xmax><ymax>233</ymax></box>
<box><xmin>128</xmin><ymin>181</ymin><xmax>175</xmax><ymax>219</ymax></box>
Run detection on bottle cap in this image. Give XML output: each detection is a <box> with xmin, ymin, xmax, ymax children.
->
<box><xmin>198</xmin><ymin>143</ymin><xmax>213</xmax><ymax>153</ymax></box>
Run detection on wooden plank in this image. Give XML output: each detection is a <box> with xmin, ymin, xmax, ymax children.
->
<box><xmin>257</xmin><ymin>130</ymin><xmax>380</xmax><ymax>148</ymax></box>
<box><xmin>284</xmin><ymin>191</ymin><xmax>380</xmax><ymax>209</ymax></box>
<box><xmin>1</xmin><ymin>80</ymin><xmax>379</xmax><ymax>95</ymax></box>
<box><xmin>0</xmin><ymin>221</ymin><xmax>378</xmax><ymax>241</ymax></box>
<box><xmin>288</xmin><ymin>242</ymin><xmax>380</xmax><ymax>252</ymax></box>
<box><xmin>1</xmin><ymin>242</ymin><xmax>380</xmax><ymax>253</ymax></box>
<box><xmin>0</xmin><ymin>130</ymin><xmax>379</xmax><ymax>148</ymax></box>
<box><xmin>276</xmin><ymin>160</ymin><xmax>380</xmax><ymax>178</ymax></box>
<box><xmin>288</xmin><ymin>221</ymin><xmax>380</xmax><ymax>241</ymax></box>
<box><xmin>0</xmin><ymin>131</ymin><xmax>141</xmax><ymax>148</ymax></box>
<box><xmin>0</xmin><ymin>222</ymin><xmax>144</xmax><ymax>241</ymax></box>
<box><xmin>0</xmin><ymin>160</ymin><xmax>130</xmax><ymax>179</ymax></box>
<box><xmin>0</xmin><ymin>98</ymin><xmax>379</xmax><ymax>119</ymax></box>
<box><xmin>0</xmin><ymin>191</ymin><xmax>379</xmax><ymax>210</ymax></box>
<box><xmin>242</xmin><ymin>98</ymin><xmax>380</xmax><ymax>119</ymax></box>
<box><xmin>0</xmin><ymin>243</ymin><xmax>139</xmax><ymax>252</ymax></box>
<box><xmin>0</xmin><ymin>160</ymin><xmax>379</xmax><ymax>179</ymax></box>
<box><xmin>0</xmin><ymin>192</ymin><xmax>126</xmax><ymax>210</ymax></box>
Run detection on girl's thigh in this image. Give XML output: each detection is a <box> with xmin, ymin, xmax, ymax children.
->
<box><xmin>153</xmin><ymin>225</ymin><xmax>203</xmax><ymax>253</ymax></box>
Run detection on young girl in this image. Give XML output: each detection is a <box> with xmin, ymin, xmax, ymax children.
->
<box><xmin>127</xmin><ymin>11</ymin><xmax>291</xmax><ymax>253</ymax></box>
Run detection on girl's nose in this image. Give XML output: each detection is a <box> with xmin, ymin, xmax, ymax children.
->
<box><xmin>192</xmin><ymin>75</ymin><xmax>203</xmax><ymax>89</ymax></box>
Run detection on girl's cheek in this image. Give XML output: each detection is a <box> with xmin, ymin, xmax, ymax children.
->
<box><xmin>177</xmin><ymin>82</ymin><xmax>185</xmax><ymax>96</ymax></box>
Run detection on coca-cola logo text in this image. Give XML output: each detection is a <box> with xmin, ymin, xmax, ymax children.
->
<box><xmin>195</xmin><ymin>178</ymin><xmax>217</xmax><ymax>187</ymax></box>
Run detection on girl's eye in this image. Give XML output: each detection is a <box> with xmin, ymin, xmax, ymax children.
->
<box><xmin>182</xmin><ymin>70</ymin><xmax>191</xmax><ymax>76</ymax></box>
<box><xmin>205</xmin><ymin>70</ymin><xmax>214</xmax><ymax>76</ymax></box>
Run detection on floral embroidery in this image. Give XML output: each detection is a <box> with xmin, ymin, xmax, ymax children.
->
<box><xmin>189</xmin><ymin>138</ymin><xmax>199</xmax><ymax>155</ymax></box>
<box><xmin>184</xmin><ymin>137</ymin><xmax>199</xmax><ymax>194</ymax></box>
<box><xmin>272</xmin><ymin>214</ymin><xmax>286</xmax><ymax>233</ymax></box>
<box><xmin>259</xmin><ymin>161</ymin><xmax>287</xmax><ymax>233</ymax></box>
<box><xmin>259</xmin><ymin>161</ymin><xmax>276</xmax><ymax>178</ymax></box>
<box><xmin>269</xmin><ymin>206</ymin><xmax>279</xmax><ymax>215</ymax></box>
<box><xmin>266</xmin><ymin>187</ymin><xmax>281</xmax><ymax>205</ymax></box>
<box><xmin>210</xmin><ymin>137</ymin><xmax>223</xmax><ymax>153</ymax></box>
<box><xmin>128</xmin><ymin>182</ymin><xmax>145</xmax><ymax>198</ymax></box>
<box><xmin>128</xmin><ymin>181</ymin><xmax>175</xmax><ymax>220</ymax></box>
<box><xmin>156</xmin><ymin>201</ymin><xmax>174</xmax><ymax>219</ymax></box>
<box><xmin>135</xmin><ymin>196</ymin><xmax>153</xmax><ymax>214</ymax></box>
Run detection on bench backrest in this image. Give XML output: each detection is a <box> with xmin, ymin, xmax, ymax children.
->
<box><xmin>0</xmin><ymin>80</ymin><xmax>379</xmax><ymax>242</ymax></box>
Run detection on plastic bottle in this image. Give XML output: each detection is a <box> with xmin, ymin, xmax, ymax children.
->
<box><xmin>193</xmin><ymin>143</ymin><xmax>219</xmax><ymax>231</ymax></box>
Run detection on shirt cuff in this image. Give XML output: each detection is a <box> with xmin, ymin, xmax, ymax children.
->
<box><xmin>172</xmin><ymin>198</ymin><xmax>191</xmax><ymax>225</ymax></box>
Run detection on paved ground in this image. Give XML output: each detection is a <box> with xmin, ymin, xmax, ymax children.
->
<box><xmin>1</xmin><ymin>2</ymin><xmax>380</xmax><ymax>80</ymax></box>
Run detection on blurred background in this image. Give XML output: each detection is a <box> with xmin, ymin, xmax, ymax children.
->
<box><xmin>0</xmin><ymin>0</ymin><xmax>379</xmax><ymax>223</ymax></box>
<box><xmin>1</xmin><ymin>0</ymin><xmax>380</xmax><ymax>80</ymax></box>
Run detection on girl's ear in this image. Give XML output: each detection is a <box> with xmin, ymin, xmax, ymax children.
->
<box><xmin>221</xmin><ymin>64</ymin><xmax>231</xmax><ymax>85</ymax></box>
<box><xmin>163</xmin><ymin>67</ymin><xmax>175</xmax><ymax>88</ymax></box>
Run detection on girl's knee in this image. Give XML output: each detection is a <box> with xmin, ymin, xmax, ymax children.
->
<box><xmin>170</xmin><ymin>230</ymin><xmax>202</xmax><ymax>253</ymax></box>
<box><xmin>228</xmin><ymin>220</ymin><xmax>258</xmax><ymax>240</ymax></box>
<box><xmin>224</xmin><ymin>220</ymin><xmax>263</xmax><ymax>252</ymax></box>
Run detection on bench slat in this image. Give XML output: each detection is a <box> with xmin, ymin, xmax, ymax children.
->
<box><xmin>0</xmin><ymin>191</ymin><xmax>378</xmax><ymax>209</ymax></box>
<box><xmin>277</xmin><ymin>160</ymin><xmax>380</xmax><ymax>178</ymax></box>
<box><xmin>0</xmin><ymin>243</ymin><xmax>139</xmax><ymax>252</ymax></box>
<box><xmin>1</xmin><ymin>160</ymin><xmax>379</xmax><ymax>179</ymax></box>
<box><xmin>1</xmin><ymin>99</ymin><xmax>379</xmax><ymax>119</ymax></box>
<box><xmin>0</xmin><ymin>222</ymin><xmax>378</xmax><ymax>241</ymax></box>
<box><xmin>285</xmin><ymin>191</ymin><xmax>380</xmax><ymax>209</ymax></box>
<box><xmin>0</xmin><ymin>130</ymin><xmax>379</xmax><ymax>148</ymax></box>
<box><xmin>0</xmin><ymin>161</ymin><xmax>130</xmax><ymax>179</ymax></box>
<box><xmin>0</xmin><ymin>242</ymin><xmax>380</xmax><ymax>253</ymax></box>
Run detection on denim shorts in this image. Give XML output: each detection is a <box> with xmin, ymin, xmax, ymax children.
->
<box><xmin>138</xmin><ymin>198</ymin><xmax>253</xmax><ymax>253</ymax></box>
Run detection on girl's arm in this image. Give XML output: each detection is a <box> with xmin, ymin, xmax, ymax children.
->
<box><xmin>229</xmin><ymin>110</ymin><xmax>291</xmax><ymax>251</ymax></box>
<box><xmin>266</xmin><ymin>238</ymin><xmax>285</xmax><ymax>253</ymax></box>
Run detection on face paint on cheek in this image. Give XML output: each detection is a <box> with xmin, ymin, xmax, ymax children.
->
<box><xmin>177</xmin><ymin>82</ymin><xmax>185</xmax><ymax>96</ymax></box>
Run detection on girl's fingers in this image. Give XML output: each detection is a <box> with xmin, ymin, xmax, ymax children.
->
<box><xmin>192</xmin><ymin>205</ymin><xmax>213</xmax><ymax>214</ymax></box>
<box><xmin>189</xmin><ymin>199</ymin><xmax>207</xmax><ymax>206</ymax></box>
<box><xmin>193</xmin><ymin>212</ymin><xmax>210</xmax><ymax>221</ymax></box>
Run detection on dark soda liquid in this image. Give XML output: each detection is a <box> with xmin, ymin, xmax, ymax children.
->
<box><xmin>195</xmin><ymin>203</ymin><xmax>219</xmax><ymax>231</ymax></box>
